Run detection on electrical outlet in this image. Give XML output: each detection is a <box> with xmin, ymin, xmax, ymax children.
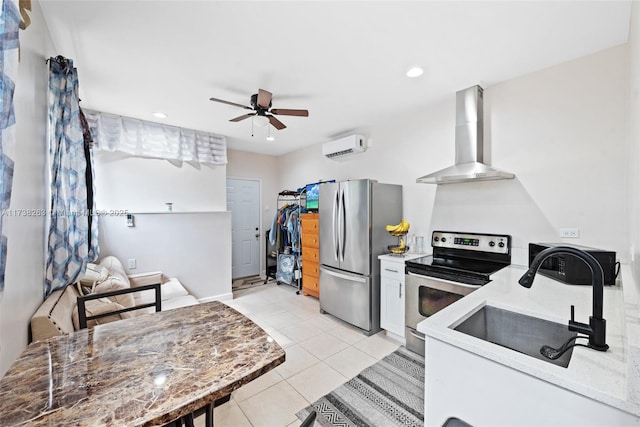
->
<box><xmin>128</xmin><ymin>258</ymin><xmax>137</xmax><ymax>269</ymax></box>
<box><xmin>559</xmin><ymin>228</ymin><xmax>580</xmax><ymax>238</ymax></box>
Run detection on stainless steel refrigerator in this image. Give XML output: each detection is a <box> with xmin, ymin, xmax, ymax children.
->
<box><xmin>318</xmin><ymin>179</ymin><xmax>402</xmax><ymax>335</ymax></box>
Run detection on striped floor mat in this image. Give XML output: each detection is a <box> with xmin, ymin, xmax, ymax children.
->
<box><xmin>296</xmin><ymin>346</ymin><xmax>425</xmax><ymax>426</ymax></box>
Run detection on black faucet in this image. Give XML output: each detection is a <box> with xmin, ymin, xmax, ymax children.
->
<box><xmin>519</xmin><ymin>246</ymin><xmax>609</xmax><ymax>352</ymax></box>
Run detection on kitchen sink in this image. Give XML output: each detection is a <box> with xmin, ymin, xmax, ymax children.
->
<box><xmin>453</xmin><ymin>305</ymin><xmax>577</xmax><ymax>368</ymax></box>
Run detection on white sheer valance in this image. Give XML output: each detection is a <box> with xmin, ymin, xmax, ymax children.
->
<box><xmin>84</xmin><ymin>110</ymin><xmax>227</xmax><ymax>165</ymax></box>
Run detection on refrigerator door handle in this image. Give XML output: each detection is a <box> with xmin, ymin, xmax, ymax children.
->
<box><xmin>339</xmin><ymin>188</ymin><xmax>346</xmax><ymax>262</ymax></box>
<box><xmin>321</xmin><ymin>267</ymin><xmax>367</xmax><ymax>283</ymax></box>
<box><xmin>332</xmin><ymin>189</ymin><xmax>339</xmax><ymax>261</ymax></box>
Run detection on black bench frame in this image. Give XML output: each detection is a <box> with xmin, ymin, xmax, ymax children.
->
<box><xmin>76</xmin><ymin>283</ymin><xmax>162</xmax><ymax>330</ymax></box>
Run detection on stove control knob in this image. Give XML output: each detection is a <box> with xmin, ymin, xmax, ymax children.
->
<box><xmin>434</xmin><ymin>236</ymin><xmax>439</xmax><ymax>242</ymax></box>
<box><xmin>498</xmin><ymin>242</ymin><xmax>505</xmax><ymax>248</ymax></box>
<box><xmin>489</xmin><ymin>241</ymin><xmax>495</xmax><ymax>247</ymax></box>
<box><xmin>441</xmin><ymin>237</ymin><xmax>447</xmax><ymax>243</ymax></box>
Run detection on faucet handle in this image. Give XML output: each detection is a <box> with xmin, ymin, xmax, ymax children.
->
<box><xmin>568</xmin><ymin>305</ymin><xmax>593</xmax><ymax>335</ymax></box>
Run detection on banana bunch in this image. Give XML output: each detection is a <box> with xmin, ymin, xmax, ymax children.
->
<box><xmin>389</xmin><ymin>238</ymin><xmax>407</xmax><ymax>254</ymax></box>
<box><xmin>385</xmin><ymin>219</ymin><xmax>410</xmax><ymax>236</ymax></box>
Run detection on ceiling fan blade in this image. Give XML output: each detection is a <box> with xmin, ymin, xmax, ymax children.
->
<box><xmin>229</xmin><ymin>113</ymin><xmax>255</xmax><ymax>122</ymax></box>
<box><xmin>268</xmin><ymin>115</ymin><xmax>286</xmax><ymax>130</ymax></box>
<box><xmin>257</xmin><ymin>89</ymin><xmax>272</xmax><ymax>109</ymax></box>
<box><xmin>270</xmin><ymin>108</ymin><xmax>309</xmax><ymax>117</ymax></box>
<box><xmin>210</xmin><ymin>97</ymin><xmax>252</xmax><ymax>110</ymax></box>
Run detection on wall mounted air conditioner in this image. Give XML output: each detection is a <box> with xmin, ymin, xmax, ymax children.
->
<box><xmin>322</xmin><ymin>134</ymin><xmax>367</xmax><ymax>159</ymax></box>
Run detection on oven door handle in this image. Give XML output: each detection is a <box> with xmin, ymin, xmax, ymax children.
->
<box><xmin>409</xmin><ymin>330</ymin><xmax>426</xmax><ymax>341</ymax></box>
<box><xmin>406</xmin><ymin>271</ymin><xmax>483</xmax><ymax>289</ymax></box>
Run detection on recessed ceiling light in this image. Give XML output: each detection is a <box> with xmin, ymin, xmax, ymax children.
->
<box><xmin>152</xmin><ymin>112</ymin><xmax>168</xmax><ymax>119</ymax></box>
<box><xmin>406</xmin><ymin>67</ymin><xmax>424</xmax><ymax>78</ymax></box>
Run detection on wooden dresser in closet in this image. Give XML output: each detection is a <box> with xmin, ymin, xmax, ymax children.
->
<box><xmin>301</xmin><ymin>213</ymin><xmax>320</xmax><ymax>298</ymax></box>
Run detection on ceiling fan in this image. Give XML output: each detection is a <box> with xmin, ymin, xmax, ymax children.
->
<box><xmin>209</xmin><ymin>89</ymin><xmax>309</xmax><ymax>130</ymax></box>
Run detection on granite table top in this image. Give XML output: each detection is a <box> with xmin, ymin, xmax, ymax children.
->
<box><xmin>0</xmin><ymin>301</ymin><xmax>285</xmax><ymax>426</ymax></box>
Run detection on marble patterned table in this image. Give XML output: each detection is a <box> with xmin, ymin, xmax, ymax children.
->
<box><xmin>0</xmin><ymin>300</ymin><xmax>285</xmax><ymax>426</ymax></box>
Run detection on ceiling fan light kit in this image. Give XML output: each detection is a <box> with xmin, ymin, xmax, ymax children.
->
<box><xmin>253</xmin><ymin>115</ymin><xmax>270</xmax><ymax>127</ymax></box>
<box><xmin>210</xmin><ymin>88</ymin><xmax>309</xmax><ymax>136</ymax></box>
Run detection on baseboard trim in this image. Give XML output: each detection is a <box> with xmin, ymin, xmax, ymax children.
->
<box><xmin>199</xmin><ymin>292</ymin><xmax>233</xmax><ymax>303</ymax></box>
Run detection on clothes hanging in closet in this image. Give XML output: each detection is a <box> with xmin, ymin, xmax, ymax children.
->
<box><xmin>269</xmin><ymin>204</ymin><xmax>300</xmax><ymax>254</ymax></box>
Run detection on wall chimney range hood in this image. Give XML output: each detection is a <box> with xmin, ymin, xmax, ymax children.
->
<box><xmin>417</xmin><ymin>85</ymin><xmax>515</xmax><ymax>184</ymax></box>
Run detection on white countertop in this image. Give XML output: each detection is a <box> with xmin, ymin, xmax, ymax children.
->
<box><xmin>378</xmin><ymin>253</ymin><xmax>429</xmax><ymax>262</ymax></box>
<box><xmin>417</xmin><ymin>264</ymin><xmax>640</xmax><ymax>417</ymax></box>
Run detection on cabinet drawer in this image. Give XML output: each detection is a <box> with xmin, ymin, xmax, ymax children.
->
<box><xmin>304</xmin><ymin>262</ymin><xmax>320</xmax><ymax>278</ymax></box>
<box><xmin>302</xmin><ymin>249</ymin><xmax>319</xmax><ymax>263</ymax></box>
<box><xmin>380</xmin><ymin>261</ymin><xmax>405</xmax><ymax>281</ymax></box>
<box><xmin>303</xmin><ymin>273</ymin><xmax>319</xmax><ymax>292</ymax></box>
<box><xmin>301</xmin><ymin>232</ymin><xmax>319</xmax><ymax>248</ymax></box>
<box><xmin>301</xmin><ymin>219</ymin><xmax>319</xmax><ymax>233</ymax></box>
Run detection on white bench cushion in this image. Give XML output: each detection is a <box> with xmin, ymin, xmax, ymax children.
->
<box><xmin>161</xmin><ymin>295</ymin><xmax>200</xmax><ymax>310</ymax></box>
<box><xmin>134</xmin><ymin>278</ymin><xmax>193</xmax><ymax>308</ymax></box>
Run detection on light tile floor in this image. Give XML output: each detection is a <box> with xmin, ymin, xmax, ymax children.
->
<box><xmin>194</xmin><ymin>281</ymin><xmax>401</xmax><ymax>427</ymax></box>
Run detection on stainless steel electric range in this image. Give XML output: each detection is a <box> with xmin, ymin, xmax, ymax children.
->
<box><xmin>404</xmin><ymin>231</ymin><xmax>512</xmax><ymax>355</ymax></box>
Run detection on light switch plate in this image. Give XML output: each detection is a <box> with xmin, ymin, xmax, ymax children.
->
<box><xmin>128</xmin><ymin>258</ymin><xmax>136</xmax><ymax>269</ymax></box>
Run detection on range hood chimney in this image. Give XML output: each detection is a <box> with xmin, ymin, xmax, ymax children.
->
<box><xmin>417</xmin><ymin>85</ymin><xmax>515</xmax><ymax>184</ymax></box>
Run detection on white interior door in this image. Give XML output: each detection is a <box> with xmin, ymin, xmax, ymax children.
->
<box><xmin>227</xmin><ymin>178</ymin><xmax>260</xmax><ymax>279</ymax></box>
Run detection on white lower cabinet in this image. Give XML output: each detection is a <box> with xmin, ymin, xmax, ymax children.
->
<box><xmin>426</xmin><ymin>337</ymin><xmax>639</xmax><ymax>426</ymax></box>
<box><xmin>380</xmin><ymin>273</ymin><xmax>405</xmax><ymax>337</ymax></box>
<box><xmin>379</xmin><ymin>255</ymin><xmax>421</xmax><ymax>338</ymax></box>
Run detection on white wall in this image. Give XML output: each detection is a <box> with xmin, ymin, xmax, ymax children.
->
<box><xmin>629</xmin><ymin>1</ymin><xmax>640</xmax><ymax>282</ymax></box>
<box><xmin>432</xmin><ymin>45</ymin><xmax>628</xmax><ymax>265</ymax></box>
<box><xmin>0</xmin><ymin>0</ymin><xmax>50</xmax><ymax>376</ymax></box>
<box><xmin>95</xmin><ymin>149</ymin><xmax>277</xmax><ymax>284</ymax></box>
<box><xmin>99</xmin><ymin>212</ymin><xmax>232</xmax><ymax>301</ymax></box>
<box><xmin>93</xmin><ymin>151</ymin><xmax>227</xmax><ymax>212</ymax></box>
<box><xmin>278</xmin><ymin>45</ymin><xmax>629</xmax><ymax>267</ymax></box>
<box><xmin>93</xmin><ymin>151</ymin><xmax>231</xmax><ymax>300</ymax></box>
<box><xmin>275</xmin><ymin>114</ymin><xmax>441</xmax><ymax>245</ymax></box>
<box><xmin>226</xmin><ymin>149</ymin><xmax>279</xmax><ymax>276</ymax></box>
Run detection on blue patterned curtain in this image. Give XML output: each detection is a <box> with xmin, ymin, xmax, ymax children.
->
<box><xmin>0</xmin><ymin>0</ymin><xmax>20</xmax><ymax>296</ymax></box>
<box><xmin>45</xmin><ymin>56</ymin><xmax>99</xmax><ymax>296</ymax></box>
